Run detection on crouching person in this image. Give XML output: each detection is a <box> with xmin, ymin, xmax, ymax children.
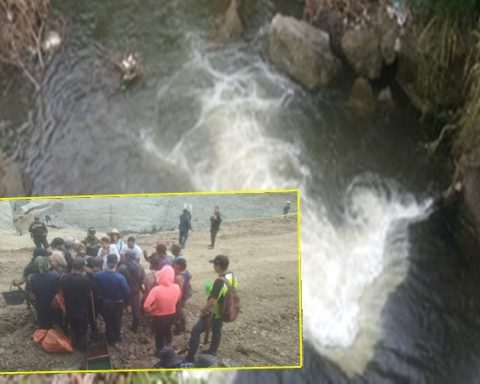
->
<box><xmin>143</xmin><ymin>265</ymin><xmax>180</xmax><ymax>357</ymax></box>
<box><xmin>61</xmin><ymin>257</ymin><xmax>92</xmax><ymax>352</ymax></box>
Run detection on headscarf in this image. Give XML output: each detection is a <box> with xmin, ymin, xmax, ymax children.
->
<box><xmin>34</xmin><ymin>256</ymin><xmax>50</xmax><ymax>274</ymax></box>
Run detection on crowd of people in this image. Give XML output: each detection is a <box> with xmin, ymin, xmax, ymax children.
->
<box><xmin>15</xmin><ymin>206</ymin><xmax>240</xmax><ymax>368</ymax></box>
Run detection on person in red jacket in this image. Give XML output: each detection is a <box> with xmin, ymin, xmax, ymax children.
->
<box><xmin>143</xmin><ymin>265</ymin><xmax>181</xmax><ymax>356</ymax></box>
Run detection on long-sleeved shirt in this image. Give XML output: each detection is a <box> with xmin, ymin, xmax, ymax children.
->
<box><xmin>118</xmin><ymin>261</ymin><xmax>145</xmax><ymax>293</ymax></box>
<box><xmin>94</xmin><ymin>270</ymin><xmax>131</xmax><ymax>304</ymax></box>
<box><xmin>178</xmin><ymin>213</ymin><xmax>192</xmax><ymax>232</ymax></box>
<box><xmin>61</xmin><ymin>272</ymin><xmax>92</xmax><ymax>318</ymax></box>
<box><xmin>30</xmin><ymin>271</ymin><xmax>60</xmax><ymax>307</ymax></box>
<box><xmin>143</xmin><ymin>265</ymin><xmax>180</xmax><ymax>316</ymax></box>
<box><xmin>210</xmin><ymin>214</ymin><xmax>222</xmax><ymax>232</ymax></box>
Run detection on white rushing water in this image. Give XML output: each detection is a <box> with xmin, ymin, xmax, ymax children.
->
<box><xmin>143</xmin><ymin>36</ymin><xmax>432</xmax><ymax>376</ymax></box>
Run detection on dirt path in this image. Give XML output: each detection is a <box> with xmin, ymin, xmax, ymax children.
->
<box><xmin>0</xmin><ymin>215</ymin><xmax>300</xmax><ymax>372</ymax></box>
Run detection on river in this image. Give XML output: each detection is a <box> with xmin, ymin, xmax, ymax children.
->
<box><xmin>1</xmin><ymin>0</ymin><xmax>479</xmax><ymax>383</ymax></box>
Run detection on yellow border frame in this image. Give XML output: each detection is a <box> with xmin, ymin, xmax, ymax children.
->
<box><xmin>0</xmin><ymin>188</ymin><xmax>303</xmax><ymax>375</ymax></box>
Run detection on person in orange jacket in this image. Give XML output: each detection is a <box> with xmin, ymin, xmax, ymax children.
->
<box><xmin>143</xmin><ymin>265</ymin><xmax>181</xmax><ymax>356</ymax></box>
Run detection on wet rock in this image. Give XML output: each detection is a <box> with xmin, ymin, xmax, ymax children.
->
<box><xmin>456</xmin><ymin>149</ymin><xmax>480</xmax><ymax>235</ymax></box>
<box><xmin>394</xmin><ymin>18</ymin><xmax>431</xmax><ymax>116</ymax></box>
<box><xmin>341</xmin><ymin>28</ymin><xmax>382</xmax><ymax>79</ymax></box>
<box><xmin>348</xmin><ymin>77</ymin><xmax>376</xmax><ymax>119</ymax></box>
<box><xmin>268</xmin><ymin>14</ymin><xmax>341</xmax><ymax>89</ymax></box>
<box><xmin>378</xmin><ymin>86</ymin><xmax>394</xmax><ymax>110</ymax></box>
<box><xmin>217</xmin><ymin>0</ymin><xmax>244</xmax><ymax>42</ymax></box>
<box><xmin>0</xmin><ymin>153</ymin><xmax>25</xmax><ymax>197</ymax></box>
<box><xmin>41</xmin><ymin>30</ymin><xmax>62</xmax><ymax>53</ymax></box>
<box><xmin>376</xmin><ymin>4</ymin><xmax>401</xmax><ymax>65</ymax></box>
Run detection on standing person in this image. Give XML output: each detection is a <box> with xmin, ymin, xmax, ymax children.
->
<box><xmin>185</xmin><ymin>255</ymin><xmax>238</xmax><ymax>362</ymax></box>
<box><xmin>49</xmin><ymin>238</ymin><xmax>68</xmax><ymax>275</ymax></box>
<box><xmin>29</xmin><ymin>216</ymin><xmax>48</xmax><ymax>249</ymax></box>
<box><xmin>173</xmin><ymin>256</ymin><xmax>192</xmax><ymax>335</ymax></box>
<box><xmin>121</xmin><ymin>236</ymin><xmax>142</xmax><ymax>263</ymax></box>
<box><xmin>29</xmin><ymin>256</ymin><xmax>61</xmax><ymax>329</ymax></box>
<box><xmin>143</xmin><ymin>257</ymin><xmax>162</xmax><ymax>300</ymax></box>
<box><xmin>63</xmin><ymin>238</ymin><xmax>75</xmax><ymax>273</ymax></box>
<box><xmin>118</xmin><ymin>251</ymin><xmax>145</xmax><ymax>333</ymax></box>
<box><xmin>61</xmin><ymin>257</ymin><xmax>92</xmax><ymax>352</ymax></box>
<box><xmin>86</xmin><ymin>255</ymin><xmax>105</xmax><ymax>338</ymax></box>
<box><xmin>109</xmin><ymin>229</ymin><xmax>127</xmax><ymax>255</ymax></box>
<box><xmin>144</xmin><ymin>241</ymin><xmax>172</xmax><ymax>269</ymax></box>
<box><xmin>209</xmin><ymin>206</ymin><xmax>222</xmax><ymax>250</ymax></box>
<box><xmin>283</xmin><ymin>201</ymin><xmax>291</xmax><ymax>218</ymax></box>
<box><xmin>170</xmin><ymin>243</ymin><xmax>182</xmax><ymax>259</ymax></box>
<box><xmin>84</xmin><ymin>228</ymin><xmax>101</xmax><ymax>257</ymax></box>
<box><xmin>143</xmin><ymin>265</ymin><xmax>181</xmax><ymax>356</ymax></box>
<box><xmin>97</xmin><ymin>236</ymin><xmax>120</xmax><ymax>270</ymax></box>
<box><xmin>94</xmin><ymin>254</ymin><xmax>131</xmax><ymax>346</ymax></box>
<box><xmin>178</xmin><ymin>209</ymin><xmax>192</xmax><ymax>249</ymax></box>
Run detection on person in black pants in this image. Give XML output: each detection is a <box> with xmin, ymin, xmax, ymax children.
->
<box><xmin>94</xmin><ymin>254</ymin><xmax>131</xmax><ymax>346</ymax></box>
<box><xmin>178</xmin><ymin>208</ymin><xmax>192</xmax><ymax>248</ymax></box>
<box><xmin>61</xmin><ymin>257</ymin><xmax>92</xmax><ymax>352</ymax></box>
<box><xmin>29</xmin><ymin>256</ymin><xmax>61</xmax><ymax>329</ymax></box>
<box><xmin>86</xmin><ymin>256</ymin><xmax>104</xmax><ymax>338</ymax></box>
<box><xmin>118</xmin><ymin>250</ymin><xmax>145</xmax><ymax>332</ymax></box>
<box><xmin>209</xmin><ymin>206</ymin><xmax>222</xmax><ymax>249</ymax></box>
<box><xmin>28</xmin><ymin>216</ymin><xmax>49</xmax><ymax>249</ymax></box>
<box><xmin>185</xmin><ymin>255</ymin><xmax>238</xmax><ymax>362</ymax></box>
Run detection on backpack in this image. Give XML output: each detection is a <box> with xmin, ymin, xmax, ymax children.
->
<box><xmin>220</xmin><ymin>276</ymin><xmax>240</xmax><ymax>322</ymax></box>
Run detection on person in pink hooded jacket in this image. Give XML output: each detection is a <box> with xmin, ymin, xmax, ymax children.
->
<box><xmin>143</xmin><ymin>265</ymin><xmax>181</xmax><ymax>356</ymax></box>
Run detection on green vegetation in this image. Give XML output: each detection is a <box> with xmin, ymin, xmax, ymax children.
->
<box><xmin>409</xmin><ymin>0</ymin><xmax>480</xmax><ymax>16</ymax></box>
<box><xmin>407</xmin><ymin>0</ymin><xmax>480</xmax><ymax>158</ymax></box>
<box><xmin>0</xmin><ymin>372</ymin><xmax>205</xmax><ymax>384</ymax></box>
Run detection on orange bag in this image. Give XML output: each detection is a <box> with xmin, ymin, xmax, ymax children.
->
<box><xmin>33</xmin><ymin>329</ymin><xmax>74</xmax><ymax>353</ymax></box>
<box><xmin>33</xmin><ymin>329</ymin><xmax>48</xmax><ymax>344</ymax></box>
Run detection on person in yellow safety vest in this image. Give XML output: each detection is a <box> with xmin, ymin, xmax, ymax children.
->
<box><xmin>185</xmin><ymin>254</ymin><xmax>238</xmax><ymax>362</ymax></box>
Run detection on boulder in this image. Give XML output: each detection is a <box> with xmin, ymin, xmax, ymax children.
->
<box><xmin>341</xmin><ymin>28</ymin><xmax>383</xmax><ymax>79</ymax></box>
<box><xmin>0</xmin><ymin>153</ymin><xmax>25</xmax><ymax>197</ymax></box>
<box><xmin>268</xmin><ymin>14</ymin><xmax>341</xmax><ymax>89</ymax></box>
<box><xmin>377</xmin><ymin>86</ymin><xmax>394</xmax><ymax>110</ymax></box>
<box><xmin>376</xmin><ymin>4</ymin><xmax>401</xmax><ymax>65</ymax></box>
<box><xmin>348</xmin><ymin>77</ymin><xmax>376</xmax><ymax>119</ymax></box>
<box><xmin>217</xmin><ymin>0</ymin><xmax>244</xmax><ymax>42</ymax></box>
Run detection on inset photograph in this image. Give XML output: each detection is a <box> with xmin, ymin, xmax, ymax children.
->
<box><xmin>0</xmin><ymin>191</ymin><xmax>301</xmax><ymax>373</ymax></box>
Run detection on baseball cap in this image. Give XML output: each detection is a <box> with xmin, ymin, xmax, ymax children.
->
<box><xmin>209</xmin><ymin>254</ymin><xmax>229</xmax><ymax>269</ymax></box>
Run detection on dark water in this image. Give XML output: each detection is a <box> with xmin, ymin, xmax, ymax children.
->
<box><xmin>1</xmin><ymin>0</ymin><xmax>478</xmax><ymax>383</ymax></box>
